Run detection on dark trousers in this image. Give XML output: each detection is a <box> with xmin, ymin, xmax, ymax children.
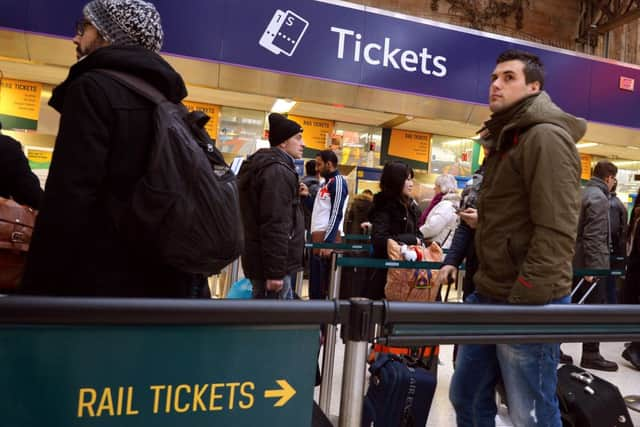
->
<box><xmin>309</xmin><ymin>254</ymin><xmax>330</xmax><ymax>299</ymax></box>
<box><xmin>572</xmin><ymin>276</ymin><xmax>606</xmax><ymax>354</ymax></box>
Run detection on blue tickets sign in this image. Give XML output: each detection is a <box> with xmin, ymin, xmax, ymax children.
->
<box><xmin>0</xmin><ymin>0</ymin><xmax>639</xmax><ymax>129</ymax></box>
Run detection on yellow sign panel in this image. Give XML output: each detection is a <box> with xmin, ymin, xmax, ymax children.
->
<box><xmin>388</xmin><ymin>129</ymin><xmax>431</xmax><ymax>163</ymax></box>
<box><xmin>183</xmin><ymin>101</ymin><xmax>220</xmax><ymax>140</ymax></box>
<box><xmin>0</xmin><ymin>78</ymin><xmax>42</xmax><ymax>124</ymax></box>
<box><xmin>580</xmin><ymin>153</ymin><xmax>592</xmax><ymax>180</ymax></box>
<box><xmin>27</xmin><ymin>148</ymin><xmax>53</xmax><ymax>165</ymax></box>
<box><xmin>287</xmin><ymin>114</ymin><xmax>334</xmax><ymax>151</ymax></box>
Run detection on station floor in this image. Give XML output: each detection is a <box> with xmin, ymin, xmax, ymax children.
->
<box><xmin>314</xmin><ymin>328</ymin><xmax>640</xmax><ymax>426</ymax></box>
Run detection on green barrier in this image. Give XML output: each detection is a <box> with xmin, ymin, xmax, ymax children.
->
<box><xmin>0</xmin><ymin>298</ymin><xmax>335</xmax><ymax>427</ymax></box>
<box><xmin>337</xmin><ymin>257</ymin><xmax>443</xmax><ymax>269</ymax></box>
<box><xmin>305</xmin><ymin>242</ymin><xmax>371</xmax><ymax>251</ymax></box>
<box><xmin>343</xmin><ymin>234</ymin><xmax>371</xmax><ymax>241</ymax></box>
<box><xmin>573</xmin><ymin>268</ymin><xmax>625</xmax><ymax>277</ymax></box>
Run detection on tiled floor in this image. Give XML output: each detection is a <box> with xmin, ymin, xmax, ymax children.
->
<box><xmin>317</xmin><ymin>336</ymin><xmax>640</xmax><ymax>426</ymax></box>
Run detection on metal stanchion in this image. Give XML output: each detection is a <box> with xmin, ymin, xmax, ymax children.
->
<box><xmin>339</xmin><ymin>298</ymin><xmax>373</xmax><ymax>427</ymax></box>
<box><xmin>319</xmin><ymin>252</ymin><xmax>343</xmax><ymax>415</ymax></box>
<box><xmin>295</xmin><ymin>270</ymin><xmax>304</xmax><ymax>298</ymax></box>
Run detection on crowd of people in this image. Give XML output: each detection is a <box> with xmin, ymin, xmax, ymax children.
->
<box><xmin>1</xmin><ymin>1</ymin><xmax>639</xmax><ymax>426</ymax></box>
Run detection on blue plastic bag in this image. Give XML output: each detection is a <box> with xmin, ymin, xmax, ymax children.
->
<box><xmin>227</xmin><ymin>278</ymin><xmax>253</xmax><ymax>299</ymax></box>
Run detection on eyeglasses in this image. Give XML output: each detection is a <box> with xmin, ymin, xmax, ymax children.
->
<box><xmin>75</xmin><ymin>18</ymin><xmax>92</xmax><ymax>36</ymax></box>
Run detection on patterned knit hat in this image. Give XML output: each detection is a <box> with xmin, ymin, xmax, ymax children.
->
<box><xmin>83</xmin><ymin>0</ymin><xmax>163</xmax><ymax>52</ymax></box>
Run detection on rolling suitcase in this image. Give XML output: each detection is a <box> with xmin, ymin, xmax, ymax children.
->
<box><xmin>557</xmin><ymin>364</ymin><xmax>634</xmax><ymax>427</ymax></box>
<box><xmin>361</xmin><ymin>349</ymin><xmax>437</xmax><ymax>427</ymax></box>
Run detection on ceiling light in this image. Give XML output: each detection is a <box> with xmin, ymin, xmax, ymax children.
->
<box><xmin>575</xmin><ymin>142</ymin><xmax>599</xmax><ymax>149</ymax></box>
<box><xmin>627</xmin><ymin>146</ymin><xmax>640</xmax><ymax>150</ymax></box>
<box><xmin>270</xmin><ymin>98</ymin><xmax>296</xmax><ymax>114</ymax></box>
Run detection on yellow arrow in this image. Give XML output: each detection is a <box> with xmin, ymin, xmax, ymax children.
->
<box><xmin>264</xmin><ymin>380</ymin><xmax>296</xmax><ymax>407</ymax></box>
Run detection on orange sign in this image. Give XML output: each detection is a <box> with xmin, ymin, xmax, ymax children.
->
<box><xmin>287</xmin><ymin>114</ymin><xmax>334</xmax><ymax>151</ymax></box>
<box><xmin>580</xmin><ymin>153</ymin><xmax>592</xmax><ymax>180</ymax></box>
<box><xmin>183</xmin><ymin>101</ymin><xmax>220</xmax><ymax>140</ymax></box>
<box><xmin>388</xmin><ymin>129</ymin><xmax>431</xmax><ymax>163</ymax></box>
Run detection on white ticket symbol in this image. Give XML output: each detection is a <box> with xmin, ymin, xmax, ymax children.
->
<box><xmin>259</xmin><ymin>9</ymin><xmax>309</xmax><ymax>56</ymax></box>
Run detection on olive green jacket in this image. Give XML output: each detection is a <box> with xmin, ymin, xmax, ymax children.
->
<box><xmin>474</xmin><ymin>92</ymin><xmax>586</xmax><ymax>304</ymax></box>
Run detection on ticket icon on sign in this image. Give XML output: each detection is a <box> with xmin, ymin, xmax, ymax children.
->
<box><xmin>259</xmin><ymin>9</ymin><xmax>309</xmax><ymax>56</ymax></box>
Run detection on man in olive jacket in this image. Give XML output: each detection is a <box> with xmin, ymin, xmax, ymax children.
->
<box><xmin>450</xmin><ymin>50</ymin><xmax>584</xmax><ymax>427</ymax></box>
<box><xmin>238</xmin><ymin>114</ymin><xmax>306</xmax><ymax>299</ymax></box>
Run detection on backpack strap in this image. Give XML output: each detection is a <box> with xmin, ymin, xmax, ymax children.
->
<box><xmin>95</xmin><ymin>69</ymin><xmax>166</xmax><ymax>105</ymax></box>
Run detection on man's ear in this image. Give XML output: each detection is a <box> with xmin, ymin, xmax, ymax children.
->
<box><xmin>528</xmin><ymin>81</ymin><xmax>541</xmax><ymax>93</ymax></box>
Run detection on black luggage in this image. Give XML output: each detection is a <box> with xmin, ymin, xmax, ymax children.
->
<box><xmin>557</xmin><ymin>364</ymin><xmax>633</xmax><ymax>427</ymax></box>
<box><xmin>362</xmin><ymin>351</ymin><xmax>437</xmax><ymax>427</ymax></box>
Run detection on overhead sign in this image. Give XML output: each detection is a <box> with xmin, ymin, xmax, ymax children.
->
<box><xmin>0</xmin><ymin>78</ymin><xmax>42</xmax><ymax>130</ymax></box>
<box><xmin>26</xmin><ymin>146</ymin><xmax>52</xmax><ymax>189</ymax></box>
<box><xmin>387</xmin><ymin>129</ymin><xmax>431</xmax><ymax>163</ymax></box>
<box><xmin>0</xmin><ymin>325</ymin><xmax>318</xmax><ymax>426</ymax></box>
<box><xmin>183</xmin><ymin>100</ymin><xmax>220</xmax><ymax>141</ymax></box>
<box><xmin>7</xmin><ymin>0</ymin><xmax>640</xmax><ymax>128</ymax></box>
<box><xmin>580</xmin><ymin>153</ymin><xmax>592</xmax><ymax>180</ymax></box>
<box><xmin>288</xmin><ymin>114</ymin><xmax>333</xmax><ymax>151</ymax></box>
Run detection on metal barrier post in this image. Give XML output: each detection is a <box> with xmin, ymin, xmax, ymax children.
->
<box><xmin>319</xmin><ymin>252</ymin><xmax>343</xmax><ymax>415</ymax></box>
<box><xmin>295</xmin><ymin>270</ymin><xmax>304</xmax><ymax>298</ymax></box>
<box><xmin>339</xmin><ymin>298</ymin><xmax>373</xmax><ymax>427</ymax></box>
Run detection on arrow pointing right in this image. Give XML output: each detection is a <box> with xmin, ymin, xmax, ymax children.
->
<box><xmin>264</xmin><ymin>380</ymin><xmax>296</xmax><ymax>407</ymax></box>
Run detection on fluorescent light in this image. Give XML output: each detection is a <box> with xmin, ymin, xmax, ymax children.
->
<box><xmin>627</xmin><ymin>146</ymin><xmax>640</xmax><ymax>150</ymax></box>
<box><xmin>575</xmin><ymin>142</ymin><xmax>599</xmax><ymax>148</ymax></box>
<box><xmin>270</xmin><ymin>98</ymin><xmax>296</xmax><ymax>114</ymax></box>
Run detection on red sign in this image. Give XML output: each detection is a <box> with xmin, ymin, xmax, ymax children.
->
<box><xmin>619</xmin><ymin>76</ymin><xmax>635</xmax><ymax>92</ymax></box>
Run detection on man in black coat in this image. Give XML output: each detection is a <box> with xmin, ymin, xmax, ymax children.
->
<box><xmin>22</xmin><ymin>0</ymin><xmax>207</xmax><ymax>297</ymax></box>
<box><xmin>237</xmin><ymin>114</ymin><xmax>306</xmax><ymax>299</ymax></box>
<box><xmin>0</xmin><ymin>123</ymin><xmax>43</xmax><ymax>209</ymax></box>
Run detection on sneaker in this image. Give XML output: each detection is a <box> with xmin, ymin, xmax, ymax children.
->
<box><xmin>580</xmin><ymin>353</ymin><xmax>619</xmax><ymax>372</ymax></box>
<box><xmin>622</xmin><ymin>348</ymin><xmax>640</xmax><ymax>371</ymax></box>
<box><xmin>559</xmin><ymin>350</ymin><xmax>573</xmax><ymax>364</ymax></box>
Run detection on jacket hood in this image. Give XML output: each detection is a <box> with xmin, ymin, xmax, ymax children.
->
<box><xmin>354</xmin><ymin>192</ymin><xmax>374</xmax><ymax>202</ymax></box>
<box><xmin>244</xmin><ymin>147</ymin><xmax>295</xmax><ymax>174</ymax></box>
<box><xmin>509</xmin><ymin>92</ymin><xmax>587</xmax><ymax>143</ymax></box>
<box><xmin>50</xmin><ymin>45</ymin><xmax>187</xmax><ymax>111</ymax></box>
<box><xmin>442</xmin><ymin>192</ymin><xmax>461</xmax><ymax>203</ymax></box>
<box><xmin>586</xmin><ymin>176</ymin><xmax>609</xmax><ymax>196</ymax></box>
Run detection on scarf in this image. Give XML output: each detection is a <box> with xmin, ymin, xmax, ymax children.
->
<box><xmin>479</xmin><ymin>92</ymin><xmax>539</xmax><ymax>150</ymax></box>
<box><xmin>418</xmin><ymin>192</ymin><xmax>443</xmax><ymax>228</ymax></box>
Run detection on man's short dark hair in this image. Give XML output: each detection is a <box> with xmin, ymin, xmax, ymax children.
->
<box><xmin>305</xmin><ymin>159</ymin><xmax>316</xmax><ymax>176</ymax></box>
<box><xmin>317</xmin><ymin>149</ymin><xmax>338</xmax><ymax>167</ymax></box>
<box><xmin>593</xmin><ymin>160</ymin><xmax>618</xmax><ymax>180</ymax></box>
<box><xmin>497</xmin><ymin>49</ymin><xmax>545</xmax><ymax>90</ymax></box>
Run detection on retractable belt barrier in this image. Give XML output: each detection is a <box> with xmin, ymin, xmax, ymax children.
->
<box><xmin>2</xmin><ymin>285</ymin><xmax>639</xmax><ymax>427</ymax></box>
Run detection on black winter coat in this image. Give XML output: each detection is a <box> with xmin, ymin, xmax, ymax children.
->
<box><xmin>366</xmin><ymin>192</ymin><xmax>421</xmax><ymax>299</ymax></box>
<box><xmin>238</xmin><ymin>148</ymin><xmax>305</xmax><ymax>281</ymax></box>
<box><xmin>22</xmin><ymin>46</ymin><xmax>205</xmax><ymax>297</ymax></box>
<box><xmin>0</xmin><ymin>134</ymin><xmax>43</xmax><ymax>209</ymax></box>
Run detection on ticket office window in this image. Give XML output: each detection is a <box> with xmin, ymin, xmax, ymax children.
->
<box><xmin>333</xmin><ymin>122</ymin><xmax>381</xmax><ymax>168</ymax></box>
<box><xmin>218</xmin><ymin>107</ymin><xmax>266</xmax><ymax>156</ymax></box>
<box><xmin>429</xmin><ymin>135</ymin><xmax>474</xmax><ymax>177</ymax></box>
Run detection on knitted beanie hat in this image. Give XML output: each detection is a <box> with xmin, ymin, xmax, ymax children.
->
<box><xmin>268</xmin><ymin>113</ymin><xmax>303</xmax><ymax>146</ymax></box>
<box><xmin>83</xmin><ymin>0</ymin><xmax>163</xmax><ymax>52</ymax></box>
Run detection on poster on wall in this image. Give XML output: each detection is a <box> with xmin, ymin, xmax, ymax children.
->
<box><xmin>183</xmin><ymin>100</ymin><xmax>220</xmax><ymax>141</ymax></box>
<box><xmin>580</xmin><ymin>153</ymin><xmax>592</xmax><ymax>180</ymax></box>
<box><xmin>26</xmin><ymin>146</ymin><xmax>52</xmax><ymax>189</ymax></box>
<box><xmin>0</xmin><ymin>78</ymin><xmax>42</xmax><ymax>131</ymax></box>
<box><xmin>381</xmin><ymin>128</ymin><xmax>431</xmax><ymax>170</ymax></box>
<box><xmin>287</xmin><ymin>114</ymin><xmax>334</xmax><ymax>154</ymax></box>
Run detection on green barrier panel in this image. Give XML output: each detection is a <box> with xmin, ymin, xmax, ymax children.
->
<box><xmin>343</xmin><ymin>234</ymin><xmax>371</xmax><ymax>241</ymax></box>
<box><xmin>305</xmin><ymin>242</ymin><xmax>371</xmax><ymax>251</ymax></box>
<box><xmin>573</xmin><ymin>269</ymin><xmax>625</xmax><ymax>277</ymax></box>
<box><xmin>0</xmin><ymin>324</ymin><xmax>319</xmax><ymax>426</ymax></box>
<box><xmin>337</xmin><ymin>257</ymin><xmax>443</xmax><ymax>269</ymax></box>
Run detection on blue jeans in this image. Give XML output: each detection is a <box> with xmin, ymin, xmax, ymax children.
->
<box><xmin>450</xmin><ymin>292</ymin><xmax>570</xmax><ymax>427</ymax></box>
<box><xmin>250</xmin><ymin>274</ymin><xmax>294</xmax><ymax>300</ymax></box>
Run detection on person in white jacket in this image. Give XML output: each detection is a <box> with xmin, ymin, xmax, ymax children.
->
<box><xmin>419</xmin><ymin>174</ymin><xmax>461</xmax><ymax>248</ymax></box>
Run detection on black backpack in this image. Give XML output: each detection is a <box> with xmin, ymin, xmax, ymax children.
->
<box><xmin>98</xmin><ymin>70</ymin><xmax>243</xmax><ymax>275</ymax></box>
